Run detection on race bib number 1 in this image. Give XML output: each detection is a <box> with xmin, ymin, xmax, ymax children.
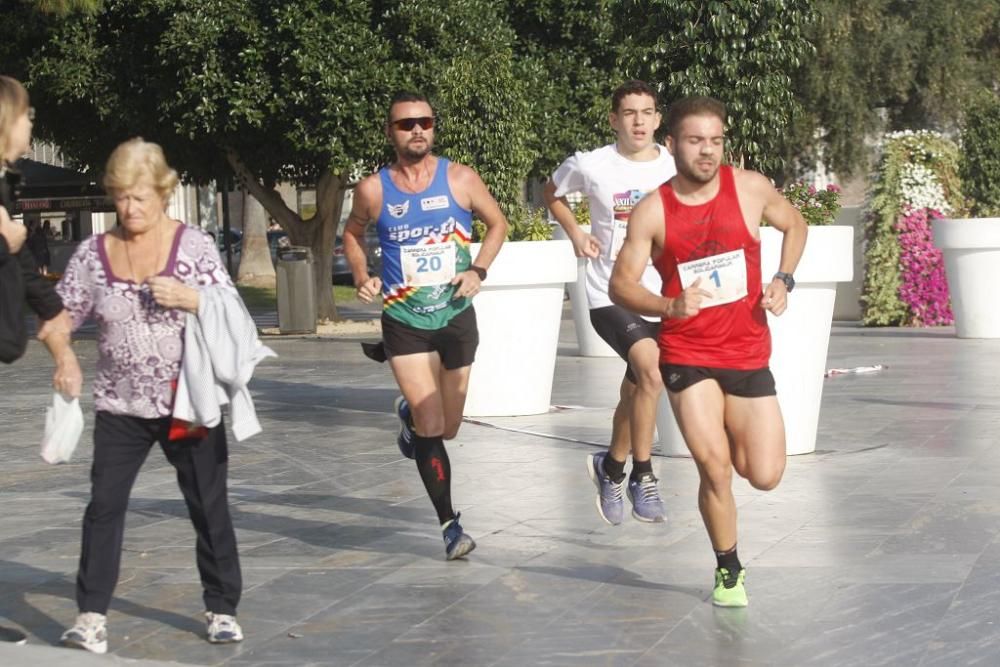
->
<box><xmin>677</xmin><ymin>248</ymin><xmax>748</xmax><ymax>308</ymax></box>
<box><xmin>401</xmin><ymin>242</ymin><xmax>456</xmax><ymax>287</ymax></box>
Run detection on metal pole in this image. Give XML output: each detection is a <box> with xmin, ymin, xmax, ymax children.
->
<box><xmin>220</xmin><ymin>176</ymin><xmax>233</xmax><ymax>275</ymax></box>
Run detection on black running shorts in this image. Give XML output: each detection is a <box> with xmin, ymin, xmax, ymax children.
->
<box><xmin>589</xmin><ymin>305</ymin><xmax>660</xmax><ymax>384</ymax></box>
<box><xmin>660</xmin><ymin>363</ymin><xmax>776</xmax><ymax>398</ymax></box>
<box><xmin>381</xmin><ymin>307</ymin><xmax>479</xmax><ymax>370</ymax></box>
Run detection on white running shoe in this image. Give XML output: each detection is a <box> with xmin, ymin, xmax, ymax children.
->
<box><xmin>205</xmin><ymin>611</ymin><xmax>244</xmax><ymax>644</ymax></box>
<box><xmin>61</xmin><ymin>612</ymin><xmax>108</xmax><ymax>654</ymax></box>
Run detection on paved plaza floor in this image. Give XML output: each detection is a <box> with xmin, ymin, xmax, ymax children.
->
<box><xmin>2</xmin><ymin>308</ymin><xmax>1000</xmax><ymax>666</ymax></box>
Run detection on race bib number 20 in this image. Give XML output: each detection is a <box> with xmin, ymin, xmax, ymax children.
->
<box><xmin>677</xmin><ymin>248</ymin><xmax>748</xmax><ymax>308</ymax></box>
<box><xmin>401</xmin><ymin>242</ymin><xmax>456</xmax><ymax>287</ymax></box>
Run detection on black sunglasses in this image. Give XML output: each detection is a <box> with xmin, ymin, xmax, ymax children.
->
<box><xmin>391</xmin><ymin>116</ymin><xmax>434</xmax><ymax>131</ymax></box>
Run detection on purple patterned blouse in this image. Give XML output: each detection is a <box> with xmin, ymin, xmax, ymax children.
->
<box><xmin>57</xmin><ymin>225</ymin><xmax>235</xmax><ymax>418</ymax></box>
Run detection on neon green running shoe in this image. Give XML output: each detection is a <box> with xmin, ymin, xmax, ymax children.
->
<box><xmin>712</xmin><ymin>567</ymin><xmax>748</xmax><ymax>607</ymax></box>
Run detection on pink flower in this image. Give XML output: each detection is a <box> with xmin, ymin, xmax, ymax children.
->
<box><xmin>894</xmin><ymin>208</ymin><xmax>952</xmax><ymax>326</ymax></box>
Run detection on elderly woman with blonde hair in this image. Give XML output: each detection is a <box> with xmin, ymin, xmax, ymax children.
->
<box><xmin>56</xmin><ymin>138</ymin><xmax>245</xmax><ymax>653</ymax></box>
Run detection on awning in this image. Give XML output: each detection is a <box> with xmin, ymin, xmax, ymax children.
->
<box><xmin>8</xmin><ymin>158</ymin><xmax>114</xmax><ymax>213</ymax></box>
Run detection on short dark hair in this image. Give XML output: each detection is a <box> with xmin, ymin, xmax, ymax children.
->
<box><xmin>611</xmin><ymin>80</ymin><xmax>658</xmax><ymax>113</ymax></box>
<box><xmin>665</xmin><ymin>96</ymin><xmax>727</xmax><ymax>138</ymax></box>
<box><xmin>387</xmin><ymin>91</ymin><xmax>432</xmax><ymax>122</ymax></box>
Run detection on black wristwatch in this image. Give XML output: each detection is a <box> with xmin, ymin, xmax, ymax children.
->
<box><xmin>773</xmin><ymin>272</ymin><xmax>795</xmax><ymax>292</ymax></box>
<box><xmin>469</xmin><ymin>265</ymin><xmax>487</xmax><ymax>281</ymax></box>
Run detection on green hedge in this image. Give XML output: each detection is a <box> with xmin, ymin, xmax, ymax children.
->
<box><xmin>960</xmin><ymin>92</ymin><xmax>1000</xmax><ymax>217</ymax></box>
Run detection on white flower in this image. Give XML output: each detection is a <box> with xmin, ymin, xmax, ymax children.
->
<box><xmin>899</xmin><ymin>163</ymin><xmax>951</xmax><ymax>214</ymax></box>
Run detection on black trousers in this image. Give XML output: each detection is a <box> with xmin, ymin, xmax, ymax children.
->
<box><xmin>76</xmin><ymin>411</ymin><xmax>242</xmax><ymax>615</ymax></box>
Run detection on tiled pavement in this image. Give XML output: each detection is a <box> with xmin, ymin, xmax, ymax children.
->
<box><xmin>2</xmin><ymin>308</ymin><xmax>1000</xmax><ymax>666</ymax></box>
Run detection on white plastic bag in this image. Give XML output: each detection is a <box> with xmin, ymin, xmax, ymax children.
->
<box><xmin>40</xmin><ymin>392</ymin><xmax>83</xmax><ymax>464</ymax></box>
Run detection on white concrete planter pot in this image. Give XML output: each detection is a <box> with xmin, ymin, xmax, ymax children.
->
<box><xmin>464</xmin><ymin>240</ymin><xmax>578</xmax><ymax>416</ymax></box>
<box><xmin>551</xmin><ymin>224</ymin><xmax>617</xmax><ymax>357</ymax></box>
<box><xmin>657</xmin><ymin>226</ymin><xmax>854</xmax><ymax>457</ymax></box>
<box><xmin>932</xmin><ymin>218</ymin><xmax>1000</xmax><ymax>338</ymax></box>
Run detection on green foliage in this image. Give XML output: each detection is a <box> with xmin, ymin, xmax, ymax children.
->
<box><xmin>572</xmin><ymin>198</ymin><xmax>591</xmax><ymax>226</ymax></box>
<box><xmin>435</xmin><ymin>51</ymin><xmax>534</xmax><ymax>212</ymax></box>
<box><xmin>960</xmin><ymin>91</ymin><xmax>1000</xmax><ymax>217</ymax></box>
<box><xmin>616</xmin><ymin>0</ymin><xmax>816</xmax><ymax>175</ymax></box>
<box><xmin>21</xmin><ymin>0</ymin><xmax>391</xmax><ymax>184</ymax></box>
<box><xmin>507</xmin><ymin>0</ymin><xmax>617</xmax><ymax>178</ymax></box>
<box><xmin>861</xmin><ymin>131</ymin><xmax>964</xmax><ymax>325</ymax></box>
<box><xmin>763</xmin><ymin>182</ymin><xmax>842</xmax><ymax>227</ymax></box>
<box><xmin>236</xmin><ymin>284</ymin><xmax>358</xmax><ymax>310</ymax></box>
<box><xmin>380</xmin><ymin>0</ymin><xmax>536</xmax><ymax>213</ymax></box>
<box><xmin>24</xmin><ymin>0</ymin><xmax>101</xmax><ymax>14</ymax></box>
<box><xmin>13</xmin><ymin>0</ymin><xmax>827</xmax><ymax>194</ymax></box>
<box><xmin>472</xmin><ymin>203</ymin><xmax>552</xmax><ymax>242</ymax></box>
<box><xmin>782</xmin><ymin>182</ymin><xmax>842</xmax><ymax>226</ymax></box>
<box><xmin>510</xmin><ymin>0</ymin><xmax>821</xmax><ymax>180</ymax></box>
<box><xmin>505</xmin><ymin>204</ymin><xmax>553</xmax><ymax>241</ymax></box>
<box><xmin>780</xmin><ymin>0</ymin><xmax>1000</xmax><ymax>178</ymax></box>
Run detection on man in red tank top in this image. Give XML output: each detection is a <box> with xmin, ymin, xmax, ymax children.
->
<box><xmin>609</xmin><ymin>96</ymin><xmax>807</xmax><ymax>607</ymax></box>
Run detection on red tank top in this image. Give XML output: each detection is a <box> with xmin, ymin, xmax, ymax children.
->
<box><xmin>654</xmin><ymin>165</ymin><xmax>770</xmax><ymax>369</ymax></box>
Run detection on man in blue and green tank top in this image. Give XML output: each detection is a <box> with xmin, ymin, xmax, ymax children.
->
<box><xmin>344</xmin><ymin>91</ymin><xmax>508</xmax><ymax>561</ymax></box>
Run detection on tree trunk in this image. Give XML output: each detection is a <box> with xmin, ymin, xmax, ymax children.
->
<box><xmin>225</xmin><ymin>150</ymin><xmax>346</xmax><ymax>321</ymax></box>
<box><xmin>236</xmin><ymin>190</ymin><xmax>277</xmax><ymax>286</ymax></box>
<box><xmin>312</xmin><ymin>171</ymin><xmax>348</xmax><ymax>321</ymax></box>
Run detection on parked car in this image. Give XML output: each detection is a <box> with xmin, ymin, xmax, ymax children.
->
<box><xmin>267</xmin><ymin>229</ymin><xmax>290</xmax><ymax>263</ymax></box>
<box><xmin>268</xmin><ymin>224</ymin><xmax>381</xmax><ymax>285</ymax></box>
<box><xmin>215</xmin><ymin>229</ymin><xmax>242</xmax><ymax>269</ymax></box>
<box><xmin>333</xmin><ymin>223</ymin><xmax>382</xmax><ymax>285</ymax></box>
<box><xmin>215</xmin><ymin>228</ymin><xmax>242</xmax><ymax>251</ymax></box>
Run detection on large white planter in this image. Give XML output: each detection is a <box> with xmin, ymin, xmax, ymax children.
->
<box><xmin>657</xmin><ymin>226</ymin><xmax>854</xmax><ymax>457</ymax></box>
<box><xmin>464</xmin><ymin>240</ymin><xmax>578</xmax><ymax>416</ymax></box>
<box><xmin>551</xmin><ymin>224</ymin><xmax>617</xmax><ymax>357</ymax></box>
<box><xmin>932</xmin><ymin>218</ymin><xmax>1000</xmax><ymax>338</ymax></box>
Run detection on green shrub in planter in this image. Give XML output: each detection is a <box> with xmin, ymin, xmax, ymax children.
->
<box><xmin>763</xmin><ymin>181</ymin><xmax>842</xmax><ymax>227</ymax></box>
<box><xmin>572</xmin><ymin>198</ymin><xmax>590</xmax><ymax>227</ymax></box>
<box><xmin>473</xmin><ymin>202</ymin><xmax>552</xmax><ymax>242</ymax></box>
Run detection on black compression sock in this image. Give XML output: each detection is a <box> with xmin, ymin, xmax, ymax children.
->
<box><xmin>630</xmin><ymin>458</ymin><xmax>654</xmax><ymax>481</ymax></box>
<box><xmin>601</xmin><ymin>454</ymin><xmax>627</xmax><ymax>483</ymax></box>
<box><xmin>715</xmin><ymin>544</ymin><xmax>742</xmax><ymax>573</ymax></box>
<box><xmin>413</xmin><ymin>433</ymin><xmax>454</xmax><ymax>524</ymax></box>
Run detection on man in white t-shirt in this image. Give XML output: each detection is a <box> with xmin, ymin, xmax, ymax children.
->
<box><xmin>544</xmin><ymin>80</ymin><xmax>676</xmax><ymax>525</ymax></box>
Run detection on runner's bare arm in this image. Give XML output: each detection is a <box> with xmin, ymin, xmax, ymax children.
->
<box><xmin>610</xmin><ymin>194</ymin><xmax>711</xmax><ymax>319</ymax></box>
<box><xmin>748</xmin><ymin>172</ymin><xmax>808</xmax><ymax>315</ymax></box>
<box><xmin>542</xmin><ymin>181</ymin><xmax>600</xmax><ymax>258</ymax></box>
<box><xmin>451</xmin><ymin>163</ymin><xmax>507</xmax><ymax>275</ymax></box>
<box><xmin>344</xmin><ymin>176</ymin><xmax>382</xmax><ymax>302</ymax></box>
<box><xmin>609</xmin><ymin>195</ymin><xmax>668</xmax><ymax>317</ymax></box>
<box><xmin>755</xmin><ymin>173</ymin><xmax>807</xmax><ymax>276</ymax></box>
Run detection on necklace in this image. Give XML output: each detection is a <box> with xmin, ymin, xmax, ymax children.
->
<box><xmin>123</xmin><ymin>219</ymin><xmax>164</xmax><ymax>283</ymax></box>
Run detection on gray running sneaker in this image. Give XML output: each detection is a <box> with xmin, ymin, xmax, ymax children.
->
<box><xmin>587</xmin><ymin>452</ymin><xmax>625</xmax><ymax>525</ymax></box>
<box><xmin>627</xmin><ymin>472</ymin><xmax>666</xmax><ymax>523</ymax></box>
<box><xmin>61</xmin><ymin>612</ymin><xmax>107</xmax><ymax>654</ymax></box>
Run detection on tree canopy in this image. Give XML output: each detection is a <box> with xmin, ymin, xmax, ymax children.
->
<box><xmin>8</xmin><ymin>0</ymin><xmax>534</xmax><ymax>319</ymax></box>
<box><xmin>782</xmin><ymin>0</ymin><xmax>1000</xmax><ymax>178</ymax></box>
<box><xmin>19</xmin><ymin>0</ymin><xmax>983</xmax><ymax>319</ymax></box>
